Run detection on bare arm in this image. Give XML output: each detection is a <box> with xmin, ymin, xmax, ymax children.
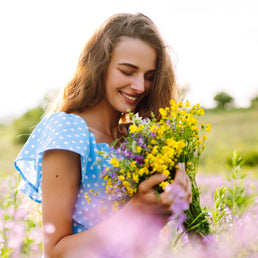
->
<box><xmin>42</xmin><ymin>149</ymin><xmax>82</xmax><ymax>257</ymax></box>
<box><xmin>42</xmin><ymin>150</ymin><xmax>192</xmax><ymax>257</ymax></box>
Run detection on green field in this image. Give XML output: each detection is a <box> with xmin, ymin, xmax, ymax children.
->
<box><xmin>199</xmin><ymin>108</ymin><xmax>258</xmax><ymax>177</ymax></box>
<box><xmin>0</xmin><ymin>124</ymin><xmax>23</xmax><ymax>178</ymax></box>
<box><xmin>0</xmin><ymin>108</ymin><xmax>258</xmax><ymax>178</ymax></box>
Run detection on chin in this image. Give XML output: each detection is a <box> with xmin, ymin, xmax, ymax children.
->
<box><xmin>122</xmin><ymin>105</ymin><xmax>136</xmax><ymax>114</ymax></box>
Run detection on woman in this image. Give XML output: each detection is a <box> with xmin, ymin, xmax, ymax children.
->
<box><xmin>15</xmin><ymin>13</ymin><xmax>192</xmax><ymax>257</ymax></box>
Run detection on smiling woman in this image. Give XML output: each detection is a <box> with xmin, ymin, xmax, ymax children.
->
<box><xmin>14</xmin><ymin>13</ymin><xmax>192</xmax><ymax>257</ymax></box>
<box><xmin>104</xmin><ymin>36</ymin><xmax>157</xmax><ymax>114</ymax></box>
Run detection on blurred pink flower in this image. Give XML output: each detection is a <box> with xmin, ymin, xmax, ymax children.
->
<box><xmin>43</xmin><ymin>222</ymin><xmax>56</xmax><ymax>234</ymax></box>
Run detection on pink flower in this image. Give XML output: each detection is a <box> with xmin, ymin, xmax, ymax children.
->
<box><xmin>43</xmin><ymin>222</ymin><xmax>56</xmax><ymax>234</ymax></box>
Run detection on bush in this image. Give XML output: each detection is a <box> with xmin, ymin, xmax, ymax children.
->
<box><xmin>13</xmin><ymin>106</ymin><xmax>45</xmax><ymax>144</ymax></box>
<box><xmin>250</xmin><ymin>96</ymin><xmax>258</xmax><ymax>109</ymax></box>
<box><xmin>226</xmin><ymin>151</ymin><xmax>258</xmax><ymax>167</ymax></box>
<box><xmin>242</xmin><ymin>152</ymin><xmax>258</xmax><ymax>167</ymax></box>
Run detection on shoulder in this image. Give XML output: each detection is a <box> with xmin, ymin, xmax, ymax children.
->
<box><xmin>41</xmin><ymin>112</ymin><xmax>88</xmax><ymax>130</ymax></box>
<box><xmin>38</xmin><ymin>112</ymin><xmax>90</xmax><ymax>137</ymax></box>
<box><xmin>18</xmin><ymin>112</ymin><xmax>92</xmax><ymax>159</ymax></box>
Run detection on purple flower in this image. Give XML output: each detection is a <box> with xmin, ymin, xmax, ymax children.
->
<box><xmin>171</xmin><ymin>199</ymin><xmax>189</xmax><ymax>216</ymax></box>
<box><xmin>137</xmin><ymin>137</ymin><xmax>144</xmax><ymax>146</ymax></box>
<box><xmin>165</xmin><ymin>183</ymin><xmax>190</xmax><ymax>232</ymax></box>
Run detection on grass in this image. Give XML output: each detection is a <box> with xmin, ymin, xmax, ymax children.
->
<box><xmin>0</xmin><ymin>124</ymin><xmax>22</xmax><ymax>178</ymax></box>
<box><xmin>198</xmin><ymin>108</ymin><xmax>258</xmax><ymax>177</ymax></box>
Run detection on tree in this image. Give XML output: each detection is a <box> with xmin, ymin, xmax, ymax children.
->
<box><xmin>250</xmin><ymin>95</ymin><xmax>258</xmax><ymax>109</ymax></box>
<box><xmin>13</xmin><ymin>106</ymin><xmax>45</xmax><ymax>144</ymax></box>
<box><xmin>12</xmin><ymin>91</ymin><xmax>55</xmax><ymax>144</ymax></box>
<box><xmin>213</xmin><ymin>91</ymin><xmax>234</xmax><ymax>109</ymax></box>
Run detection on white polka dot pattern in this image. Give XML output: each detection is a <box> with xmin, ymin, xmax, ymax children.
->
<box><xmin>14</xmin><ymin>112</ymin><xmax>113</xmax><ymax>234</ymax></box>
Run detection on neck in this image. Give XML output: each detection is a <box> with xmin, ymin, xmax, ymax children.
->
<box><xmin>78</xmin><ymin>99</ymin><xmax>121</xmax><ymax>142</ymax></box>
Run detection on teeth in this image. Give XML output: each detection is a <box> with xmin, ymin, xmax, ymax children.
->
<box><xmin>121</xmin><ymin>92</ymin><xmax>137</xmax><ymax>101</ymax></box>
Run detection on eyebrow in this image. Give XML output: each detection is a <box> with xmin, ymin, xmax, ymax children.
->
<box><xmin>118</xmin><ymin>62</ymin><xmax>156</xmax><ymax>72</ymax></box>
<box><xmin>118</xmin><ymin>62</ymin><xmax>138</xmax><ymax>69</ymax></box>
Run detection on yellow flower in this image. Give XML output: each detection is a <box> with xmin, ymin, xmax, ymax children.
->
<box><xmin>151</xmin><ymin>139</ymin><xmax>156</xmax><ymax>145</ymax></box>
<box><xmin>138</xmin><ymin>168</ymin><xmax>145</xmax><ymax>176</ymax></box>
<box><xmin>131</xmin><ymin>161</ymin><xmax>137</xmax><ymax>169</ymax></box>
<box><xmin>198</xmin><ymin>108</ymin><xmax>204</xmax><ymax>116</ymax></box>
<box><xmin>122</xmin><ymin>180</ymin><xmax>131</xmax><ymax>189</ymax></box>
<box><xmin>111</xmin><ymin>158</ymin><xmax>119</xmax><ymax>167</ymax></box>
<box><xmin>118</xmin><ymin>175</ymin><xmax>125</xmax><ymax>181</ymax></box>
<box><xmin>203</xmin><ymin>135</ymin><xmax>208</xmax><ymax>140</ymax></box>
<box><xmin>160</xmin><ymin>181</ymin><xmax>169</xmax><ymax>190</ymax></box>
<box><xmin>85</xmin><ymin>193</ymin><xmax>91</xmax><ymax>204</ymax></box>
<box><xmin>206</xmin><ymin>123</ymin><xmax>211</xmax><ymax>133</ymax></box>
<box><xmin>170</xmin><ymin>99</ymin><xmax>176</xmax><ymax>106</ymax></box>
<box><xmin>128</xmin><ymin>188</ymin><xmax>135</xmax><ymax>197</ymax></box>
<box><xmin>187</xmin><ymin>161</ymin><xmax>192</xmax><ymax>167</ymax></box>
<box><xmin>184</xmin><ymin>100</ymin><xmax>191</xmax><ymax>108</ymax></box>
<box><xmin>171</xmin><ymin>102</ymin><xmax>179</xmax><ymax>111</ymax></box>
<box><xmin>136</xmin><ymin>146</ymin><xmax>142</xmax><ymax>153</ymax></box>
<box><xmin>159</xmin><ymin>108</ymin><xmax>168</xmax><ymax>119</ymax></box>
<box><xmin>150</xmin><ymin>125</ymin><xmax>158</xmax><ymax>133</ymax></box>
<box><xmin>152</xmin><ymin>146</ymin><xmax>159</xmax><ymax>155</ymax></box>
<box><xmin>139</xmin><ymin>167</ymin><xmax>149</xmax><ymax>176</ymax></box>
<box><xmin>139</xmin><ymin>124</ymin><xmax>144</xmax><ymax>131</ymax></box>
<box><xmin>162</xmin><ymin>170</ymin><xmax>170</xmax><ymax>177</ymax></box>
<box><xmin>197</xmin><ymin>140</ymin><xmax>203</xmax><ymax>145</ymax></box>
<box><xmin>191</xmin><ymin>125</ymin><xmax>199</xmax><ymax>132</ymax></box>
<box><xmin>129</xmin><ymin>124</ymin><xmax>138</xmax><ymax>133</ymax></box>
<box><xmin>132</xmin><ymin>173</ymin><xmax>139</xmax><ymax>183</ymax></box>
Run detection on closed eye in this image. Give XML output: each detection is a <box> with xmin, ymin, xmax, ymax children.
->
<box><xmin>120</xmin><ymin>69</ymin><xmax>133</xmax><ymax>76</ymax></box>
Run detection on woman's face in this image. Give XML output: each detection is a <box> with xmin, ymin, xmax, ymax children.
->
<box><xmin>104</xmin><ymin>36</ymin><xmax>157</xmax><ymax>113</ymax></box>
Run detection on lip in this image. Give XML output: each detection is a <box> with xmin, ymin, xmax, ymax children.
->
<box><xmin>120</xmin><ymin>91</ymin><xmax>139</xmax><ymax>104</ymax></box>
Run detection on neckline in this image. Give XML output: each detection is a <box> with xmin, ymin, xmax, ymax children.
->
<box><xmin>57</xmin><ymin>112</ymin><xmax>111</xmax><ymax>148</ymax></box>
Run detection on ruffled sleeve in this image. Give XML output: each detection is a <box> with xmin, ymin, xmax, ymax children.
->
<box><xmin>14</xmin><ymin>112</ymin><xmax>90</xmax><ymax>203</ymax></box>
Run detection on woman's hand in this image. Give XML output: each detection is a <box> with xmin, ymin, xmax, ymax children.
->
<box><xmin>129</xmin><ymin>163</ymin><xmax>192</xmax><ymax>218</ymax></box>
<box><xmin>171</xmin><ymin>163</ymin><xmax>192</xmax><ymax>204</ymax></box>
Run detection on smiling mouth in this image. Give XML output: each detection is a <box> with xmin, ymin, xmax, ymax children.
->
<box><xmin>120</xmin><ymin>91</ymin><xmax>138</xmax><ymax>102</ymax></box>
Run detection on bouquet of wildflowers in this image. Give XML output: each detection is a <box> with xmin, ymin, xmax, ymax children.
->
<box><xmin>101</xmin><ymin>100</ymin><xmax>211</xmax><ymax>237</ymax></box>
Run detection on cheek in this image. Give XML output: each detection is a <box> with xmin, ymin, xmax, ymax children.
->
<box><xmin>105</xmin><ymin>71</ymin><xmax>127</xmax><ymax>91</ymax></box>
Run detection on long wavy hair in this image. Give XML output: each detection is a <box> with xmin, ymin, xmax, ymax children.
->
<box><xmin>50</xmin><ymin>13</ymin><xmax>177</xmax><ymax>120</ymax></box>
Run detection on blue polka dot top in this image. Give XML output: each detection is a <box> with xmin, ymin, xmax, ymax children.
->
<box><xmin>14</xmin><ymin>112</ymin><xmax>114</xmax><ymax>233</ymax></box>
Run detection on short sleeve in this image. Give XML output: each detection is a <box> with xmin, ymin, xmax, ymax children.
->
<box><xmin>14</xmin><ymin>112</ymin><xmax>90</xmax><ymax>203</ymax></box>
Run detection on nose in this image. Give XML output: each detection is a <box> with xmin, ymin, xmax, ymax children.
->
<box><xmin>131</xmin><ymin>74</ymin><xmax>145</xmax><ymax>94</ymax></box>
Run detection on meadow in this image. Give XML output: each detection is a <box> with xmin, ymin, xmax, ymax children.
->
<box><xmin>0</xmin><ymin>108</ymin><xmax>257</xmax><ymax>257</ymax></box>
<box><xmin>199</xmin><ymin>108</ymin><xmax>258</xmax><ymax>177</ymax></box>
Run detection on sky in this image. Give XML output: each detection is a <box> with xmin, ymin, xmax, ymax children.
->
<box><xmin>1</xmin><ymin>0</ymin><xmax>258</xmax><ymax>122</ymax></box>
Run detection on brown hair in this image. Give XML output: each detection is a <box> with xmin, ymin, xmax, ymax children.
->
<box><xmin>50</xmin><ymin>13</ymin><xmax>177</xmax><ymax>120</ymax></box>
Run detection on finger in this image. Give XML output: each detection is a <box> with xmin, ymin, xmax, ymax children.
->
<box><xmin>138</xmin><ymin>173</ymin><xmax>167</xmax><ymax>194</ymax></box>
<box><xmin>174</xmin><ymin>163</ymin><xmax>187</xmax><ymax>190</ymax></box>
<box><xmin>159</xmin><ymin>190</ymin><xmax>175</xmax><ymax>208</ymax></box>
